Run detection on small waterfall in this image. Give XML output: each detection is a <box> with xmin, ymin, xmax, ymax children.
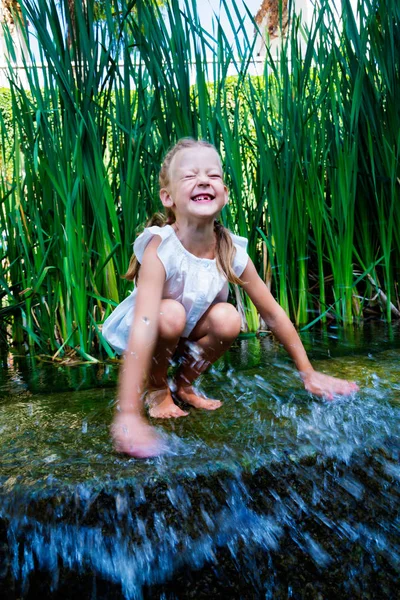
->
<box><xmin>1</xmin><ymin>327</ymin><xmax>400</xmax><ymax>598</ymax></box>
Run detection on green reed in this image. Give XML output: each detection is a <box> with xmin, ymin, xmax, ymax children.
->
<box><xmin>0</xmin><ymin>0</ymin><xmax>399</xmax><ymax>357</ymax></box>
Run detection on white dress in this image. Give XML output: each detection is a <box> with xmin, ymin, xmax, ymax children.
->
<box><xmin>102</xmin><ymin>225</ymin><xmax>249</xmax><ymax>354</ymax></box>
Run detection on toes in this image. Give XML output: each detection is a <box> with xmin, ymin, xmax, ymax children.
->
<box><xmin>200</xmin><ymin>399</ymin><xmax>222</xmax><ymax>409</ymax></box>
<box><xmin>170</xmin><ymin>406</ymin><xmax>189</xmax><ymax>418</ymax></box>
<box><xmin>149</xmin><ymin>409</ymin><xmax>165</xmax><ymax>418</ymax></box>
<box><xmin>203</xmin><ymin>399</ymin><xmax>222</xmax><ymax>408</ymax></box>
<box><xmin>172</xmin><ymin>409</ymin><xmax>189</xmax><ymax>418</ymax></box>
<box><xmin>150</xmin><ymin>408</ymin><xmax>188</xmax><ymax>418</ymax></box>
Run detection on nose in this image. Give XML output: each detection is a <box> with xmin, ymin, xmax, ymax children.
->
<box><xmin>197</xmin><ymin>173</ymin><xmax>210</xmax><ymax>186</ymax></box>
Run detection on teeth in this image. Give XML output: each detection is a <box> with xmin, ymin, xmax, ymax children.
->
<box><xmin>192</xmin><ymin>195</ymin><xmax>212</xmax><ymax>201</ymax></box>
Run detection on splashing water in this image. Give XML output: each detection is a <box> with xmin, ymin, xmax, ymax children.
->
<box><xmin>0</xmin><ymin>325</ymin><xmax>399</xmax><ymax>598</ymax></box>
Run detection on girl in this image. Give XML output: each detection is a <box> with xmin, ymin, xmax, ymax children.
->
<box><xmin>103</xmin><ymin>138</ymin><xmax>358</xmax><ymax>458</ymax></box>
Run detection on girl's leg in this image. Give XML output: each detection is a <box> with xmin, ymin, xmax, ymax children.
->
<box><xmin>145</xmin><ymin>299</ymin><xmax>189</xmax><ymax>418</ymax></box>
<box><xmin>174</xmin><ymin>302</ymin><xmax>241</xmax><ymax>409</ymax></box>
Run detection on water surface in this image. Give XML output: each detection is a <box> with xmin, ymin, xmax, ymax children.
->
<box><xmin>0</xmin><ymin>323</ymin><xmax>399</xmax><ymax>598</ymax></box>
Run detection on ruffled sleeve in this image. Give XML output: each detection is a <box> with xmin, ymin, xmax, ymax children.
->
<box><xmin>133</xmin><ymin>225</ymin><xmax>175</xmax><ymax>280</ymax></box>
<box><xmin>230</xmin><ymin>233</ymin><xmax>249</xmax><ymax>277</ymax></box>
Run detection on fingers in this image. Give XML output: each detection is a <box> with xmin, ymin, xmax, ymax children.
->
<box><xmin>304</xmin><ymin>372</ymin><xmax>359</xmax><ymax>400</ymax></box>
<box><xmin>113</xmin><ymin>433</ymin><xmax>166</xmax><ymax>457</ymax></box>
<box><xmin>111</xmin><ymin>415</ymin><xmax>167</xmax><ymax>458</ymax></box>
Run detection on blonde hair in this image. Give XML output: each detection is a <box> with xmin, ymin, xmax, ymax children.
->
<box><xmin>124</xmin><ymin>138</ymin><xmax>243</xmax><ymax>285</ymax></box>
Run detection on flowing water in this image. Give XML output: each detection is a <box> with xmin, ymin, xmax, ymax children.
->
<box><xmin>0</xmin><ymin>323</ymin><xmax>399</xmax><ymax>599</ymax></box>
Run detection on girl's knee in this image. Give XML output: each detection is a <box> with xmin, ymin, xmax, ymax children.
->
<box><xmin>209</xmin><ymin>303</ymin><xmax>241</xmax><ymax>341</ymax></box>
<box><xmin>159</xmin><ymin>300</ymin><xmax>186</xmax><ymax>339</ymax></box>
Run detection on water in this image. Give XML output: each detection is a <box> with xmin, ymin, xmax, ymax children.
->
<box><xmin>0</xmin><ymin>323</ymin><xmax>399</xmax><ymax>598</ymax></box>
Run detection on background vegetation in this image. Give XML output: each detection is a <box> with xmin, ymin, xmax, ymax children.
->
<box><xmin>0</xmin><ymin>0</ymin><xmax>399</xmax><ymax>360</ymax></box>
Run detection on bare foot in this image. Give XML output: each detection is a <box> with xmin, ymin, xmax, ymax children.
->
<box><xmin>111</xmin><ymin>413</ymin><xmax>165</xmax><ymax>458</ymax></box>
<box><xmin>145</xmin><ymin>388</ymin><xmax>189</xmax><ymax>419</ymax></box>
<box><xmin>175</xmin><ymin>385</ymin><xmax>222</xmax><ymax>410</ymax></box>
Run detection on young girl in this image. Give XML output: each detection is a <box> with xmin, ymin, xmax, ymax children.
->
<box><xmin>103</xmin><ymin>138</ymin><xmax>358</xmax><ymax>457</ymax></box>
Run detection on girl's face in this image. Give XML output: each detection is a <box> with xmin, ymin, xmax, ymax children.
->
<box><xmin>160</xmin><ymin>147</ymin><xmax>228</xmax><ymax>222</ymax></box>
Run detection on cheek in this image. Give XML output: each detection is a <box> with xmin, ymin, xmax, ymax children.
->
<box><xmin>179</xmin><ymin>183</ymin><xmax>194</xmax><ymax>199</ymax></box>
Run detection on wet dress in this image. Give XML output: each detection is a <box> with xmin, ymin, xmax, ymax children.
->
<box><xmin>102</xmin><ymin>225</ymin><xmax>249</xmax><ymax>354</ymax></box>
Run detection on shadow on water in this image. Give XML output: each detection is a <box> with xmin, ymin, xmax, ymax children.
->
<box><xmin>0</xmin><ymin>322</ymin><xmax>399</xmax><ymax>599</ymax></box>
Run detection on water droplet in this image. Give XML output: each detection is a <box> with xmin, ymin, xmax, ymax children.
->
<box><xmin>116</xmin><ymin>493</ymin><xmax>128</xmax><ymax>516</ymax></box>
<box><xmin>186</xmin><ymin>341</ymin><xmax>203</xmax><ymax>360</ymax></box>
<box><xmin>142</xmin><ymin>316</ymin><xmax>150</xmax><ymax>325</ymax></box>
<box><xmin>43</xmin><ymin>454</ymin><xmax>58</xmax><ymax>464</ymax></box>
<box><xmin>169</xmin><ymin>378</ymin><xmax>177</xmax><ymax>392</ymax></box>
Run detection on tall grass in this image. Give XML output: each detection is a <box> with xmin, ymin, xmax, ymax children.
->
<box><xmin>0</xmin><ymin>0</ymin><xmax>399</xmax><ymax>358</ymax></box>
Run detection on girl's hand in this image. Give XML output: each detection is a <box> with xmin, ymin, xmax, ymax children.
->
<box><xmin>111</xmin><ymin>412</ymin><xmax>165</xmax><ymax>458</ymax></box>
<box><xmin>300</xmin><ymin>370</ymin><xmax>359</xmax><ymax>400</ymax></box>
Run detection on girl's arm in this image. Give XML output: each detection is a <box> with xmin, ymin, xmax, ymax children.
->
<box><xmin>240</xmin><ymin>259</ymin><xmax>358</xmax><ymax>399</ymax></box>
<box><xmin>112</xmin><ymin>237</ymin><xmax>166</xmax><ymax>457</ymax></box>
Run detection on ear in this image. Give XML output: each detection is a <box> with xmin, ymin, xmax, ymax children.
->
<box><xmin>160</xmin><ymin>188</ymin><xmax>174</xmax><ymax>207</ymax></box>
<box><xmin>223</xmin><ymin>184</ymin><xmax>229</xmax><ymax>207</ymax></box>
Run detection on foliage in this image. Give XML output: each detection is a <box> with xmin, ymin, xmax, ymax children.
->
<box><xmin>0</xmin><ymin>87</ymin><xmax>14</xmax><ymax>172</ymax></box>
<box><xmin>0</xmin><ymin>0</ymin><xmax>399</xmax><ymax>358</ymax></box>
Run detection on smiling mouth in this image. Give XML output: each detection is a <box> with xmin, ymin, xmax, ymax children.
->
<box><xmin>191</xmin><ymin>194</ymin><xmax>215</xmax><ymax>202</ymax></box>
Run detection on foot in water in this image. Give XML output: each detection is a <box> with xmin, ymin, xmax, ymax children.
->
<box><xmin>174</xmin><ymin>385</ymin><xmax>222</xmax><ymax>410</ymax></box>
<box><xmin>145</xmin><ymin>388</ymin><xmax>189</xmax><ymax>419</ymax></box>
